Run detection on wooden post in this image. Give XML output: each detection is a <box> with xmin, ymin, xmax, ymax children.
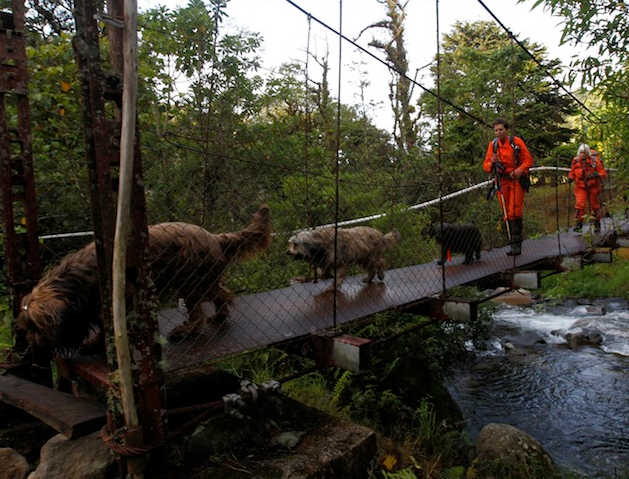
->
<box><xmin>111</xmin><ymin>0</ymin><xmax>143</xmax><ymax>477</ymax></box>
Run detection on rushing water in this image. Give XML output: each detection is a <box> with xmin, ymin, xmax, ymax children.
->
<box><xmin>447</xmin><ymin>298</ymin><xmax>629</xmax><ymax>478</ymax></box>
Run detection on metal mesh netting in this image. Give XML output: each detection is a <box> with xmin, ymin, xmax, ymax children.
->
<box><xmin>9</xmin><ymin>1</ymin><xmax>623</xmax><ymax>383</ymax></box>
<box><xmin>32</xmin><ymin>168</ymin><xmax>618</xmax><ymax>376</ymax></box>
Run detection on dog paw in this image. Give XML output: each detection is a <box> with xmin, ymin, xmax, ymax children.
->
<box><xmin>168</xmin><ymin>319</ymin><xmax>206</xmax><ymax>342</ymax></box>
<box><xmin>210</xmin><ymin>312</ymin><xmax>229</xmax><ymax>323</ymax></box>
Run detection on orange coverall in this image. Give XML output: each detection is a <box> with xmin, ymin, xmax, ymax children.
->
<box><xmin>568</xmin><ymin>153</ymin><xmax>607</xmax><ymax>221</ymax></box>
<box><xmin>483</xmin><ymin>136</ymin><xmax>534</xmax><ymax>220</ymax></box>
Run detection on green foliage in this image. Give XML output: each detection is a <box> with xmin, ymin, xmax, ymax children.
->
<box><xmin>420</xmin><ymin>20</ymin><xmax>576</xmax><ymax>187</ymax></box>
<box><xmin>283</xmin><ymin>370</ymin><xmax>352</xmax><ymax>418</ymax></box>
<box><xmin>217</xmin><ymin>307</ymin><xmax>487</xmax><ymax>477</ymax></box>
<box><xmin>540</xmin><ymin>255</ymin><xmax>629</xmax><ymax>300</ymax></box>
<box><xmin>528</xmin><ymin>0</ymin><xmax>629</xmax><ymax>179</ymax></box>
<box><xmin>331</xmin><ymin>369</ymin><xmax>353</xmax><ymax>406</ymax></box>
<box><xmin>382</xmin><ymin>457</ymin><xmax>465</xmax><ymax>479</ymax></box>
<box><xmin>0</xmin><ymin>299</ymin><xmax>12</xmax><ymax>352</ymax></box>
<box><xmin>531</xmin><ymin>0</ymin><xmax>629</xmax><ymax>85</ymax></box>
<box><xmin>26</xmin><ymin>34</ymin><xmax>91</xmax><ymax>236</ymax></box>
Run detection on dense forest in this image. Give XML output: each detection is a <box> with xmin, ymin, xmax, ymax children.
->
<box><xmin>12</xmin><ymin>0</ymin><xmax>627</xmax><ymax>245</ymax></box>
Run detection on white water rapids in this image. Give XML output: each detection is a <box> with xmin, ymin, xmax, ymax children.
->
<box><xmin>447</xmin><ymin>299</ymin><xmax>629</xmax><ymax>477</ymax></box>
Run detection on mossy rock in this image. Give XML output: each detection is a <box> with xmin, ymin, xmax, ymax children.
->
<box><xmin>470</xmin><ymin>423</ymin><xmax>560</xmax><ymax>479</ymax></box>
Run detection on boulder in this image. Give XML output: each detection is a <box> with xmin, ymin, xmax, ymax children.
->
<box><xmin>471</xmin><ymin>423</ymin><xmax>559</xmax><ymax>479</ymax></box>
<box><xmin>491</xmin><ymin>288</ymin><xmax>534</xmax><ymax>306</ymax></box>
<box><xmin>0</xmin><ymin>448</ymin><xmax>29</xmax><ymax>479</ymax></box>
<box><xmin>565</xmin><ymin>331</ymin><xmax>603</xmax><ymax>349</ymax></box>
<box><xmin>27</xmin><ymin>432</ymin><xmax>114</xmax><ymax>479</ymax></box>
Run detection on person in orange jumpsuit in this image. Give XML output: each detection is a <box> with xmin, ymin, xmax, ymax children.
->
<box><xmin>568</xmin><ymin>143</ymin><xmax>607</xmax><ymax>232</ymax></box>
<box><xmin>484</xmin><ymin>118</ymin><xmax>534</xmax><ymax>256</ymax></box>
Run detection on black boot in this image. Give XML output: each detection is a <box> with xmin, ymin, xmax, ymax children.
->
<box><xmin>593</xmin><ymin>209</ymin><xmax>601</xmax><ymax>232</ymax></box>
<box><xmin>574</xmin><ymin>209</ymin><xmax>584</xmax><ymax>232</ymax></box>
<box><xmin>507</xmin><ymin>218</ymin><xmax>522</xmax><ymax>256</ymax></box>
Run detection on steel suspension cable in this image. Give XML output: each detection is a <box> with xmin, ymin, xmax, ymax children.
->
<box><xmin>475</xmin><ymin>0</ymin><xmax>601</xmax><ymax>123</ymax></box>
<box><xmin>304</xmin><ymin>15</ymin><xmax>313</xmax><ymax>227</ymax></box>
<box><xmin>332</xmin><ymin>0</ymin><xmax>343</xmax><ymax>328</ymax></box>
<box><xmin>509</xmin><ymin>37</ymin><xmax>517</xmax><ymax>267</ymax></box>
<box><xmin>436</xmin><ymin>0</ymin><xmax>446</xmax><ymax>295</ymax></box>
<box><xmin>283</xmin><ymin>0</ymin><xmax>491</xmax><ymax>129</ymax></box>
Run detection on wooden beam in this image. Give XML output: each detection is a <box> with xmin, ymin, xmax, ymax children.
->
<box><xmin>0</xmin><ymin>374</ymin><xmax>106</xmax><ymax>439</ymax></box>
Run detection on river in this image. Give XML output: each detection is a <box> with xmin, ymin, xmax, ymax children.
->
<box><xmin>447</xmin><ymin>298</ymin><xmax>629</xmax><ymax>478</ymax></box>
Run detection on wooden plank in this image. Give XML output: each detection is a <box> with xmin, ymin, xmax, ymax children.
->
<box><xmin>161</xmin><ymin>231</ymin><xmax>592</xmax><ymax>373</ymax></box>
<box><xmin>0</xmin><ymin>373</ymin><xmax>106</xmax><ymax>438</ymax></box>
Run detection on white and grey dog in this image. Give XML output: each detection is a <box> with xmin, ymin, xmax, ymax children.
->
<box><xmin>287</xmin><ymin>226</ymin><xmax>400</xmax><ymax>289</ymax></box>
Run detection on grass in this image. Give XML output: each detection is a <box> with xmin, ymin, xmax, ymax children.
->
<box><xmin>540</xmin><ymin>252</ymin><xmax>629</xmax><ymax>300</ymax></box>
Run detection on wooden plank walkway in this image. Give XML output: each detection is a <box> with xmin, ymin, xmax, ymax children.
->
<box><xmin>161</xmin><ymin>225</ymin><xmax>611</xmax><ymax>372</ymax></box>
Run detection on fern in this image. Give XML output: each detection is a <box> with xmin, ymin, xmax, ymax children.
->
<box><xmin>440</xmin><ymin>465</ymin><xmax>465</xmax><ymax>479</ymax></box>
<box><xmin>331</xmin><ymin>369</ymin><xmax>353</xmax><ymax>405</ymax></box>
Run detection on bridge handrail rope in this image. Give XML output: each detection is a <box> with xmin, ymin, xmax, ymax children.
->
<box><xmin>39</xmin><ymin>166</ymin><xmax>611</xmax><ymax>241</ymax></box>
<box><xmin>299</xmin><ymin>166</ymin><xmax>576</xmax><ymax>230</ymax></box>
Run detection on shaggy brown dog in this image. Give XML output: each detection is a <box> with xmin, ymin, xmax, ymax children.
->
<box><xmin>286</xmin><ymin>226</ymin><xmax>400</xmax><ymax>290</ymax></box>
<box><xmin>17</xmin><ymin>205</ymin><xmax>272</xmax><ymax>352</ymax></box>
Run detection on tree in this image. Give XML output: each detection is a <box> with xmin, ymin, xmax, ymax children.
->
<box><xmin>357</xmin><ymin>0</ymin><xmax>420</xmax><ymax>156</ymax></box>
<box><xmin>25</xmin><ymin>0</ymin><xmax>74</xmax><ymax>39</ymax></box>
<box><xmin>139</xmin><ymin>0</ymin><xmax>265</xmax><ymax>225</ymax></box>
<box><xmin>26</xmin><ymin>34</ymin><xmax>92</xmax><ymax>236</ymax></box>
<box><xmin>528</xmin><ymin>0</ymin><xmax>629</xmax><ymax>170</ymax></box>
<box><xmin>419</xmin><ymin>20</ymin><xmax>576</xmax><ymax>187</ymax></box>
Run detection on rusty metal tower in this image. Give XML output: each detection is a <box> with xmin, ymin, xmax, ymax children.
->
<box><xmin>0</xmin><ymin>1</ymin><xmax>42</xmax><ymax>315</ymax></box>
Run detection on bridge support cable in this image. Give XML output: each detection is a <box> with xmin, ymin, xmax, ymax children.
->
<box><xmin>435</xmin><ymin>0</ymin><xmax>447</xmax><ymax>295</ymax></box>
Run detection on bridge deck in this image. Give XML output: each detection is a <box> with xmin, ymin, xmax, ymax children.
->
<box><xmin>5</xmin><ymin>225</ymin><xmax>618</xmax><ymax>439</ymax></box>
<box><xmin>161</xmin><ymin>227</ymin><xmax>602</xmax><ymax>373</ymax></box>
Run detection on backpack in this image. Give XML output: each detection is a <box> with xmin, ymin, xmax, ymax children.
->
<box><xmin>492</xmin><ymin>135</ymin><xmax>529</xmax><ymax>191</ymax></box>
<box><xmin>492</xmin><ymin>135</ymin><xmax>521</xmax><ymax>164</ymax></box>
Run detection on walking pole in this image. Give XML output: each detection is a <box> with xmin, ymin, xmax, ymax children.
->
<box><xmin>567</xmin><ymin>178</ymin><xmax>572</xmax><ymax>231</ymax></box>
<box><xmin>493</xmin><ymin>163</ymin><xmax>511</xmax><ymax>240</ymax></box>
<box><xmin>582</xmin><ymin>157</ymin><xmax>595</xmax><ymax>231</ymax></box>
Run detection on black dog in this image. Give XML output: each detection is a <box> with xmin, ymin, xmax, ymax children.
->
<box><xmin>431</xmin><ymin>222</ymin><xmax>482</xmax><ymax>265</ymax></box>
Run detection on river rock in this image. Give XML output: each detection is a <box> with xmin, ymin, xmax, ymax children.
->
<box><xmin>565</xmin><ymin>331</ymin><xmax>603</xmax><ymax>349</ymax></box>
<box><xmin>490</xmin><ymin>288</ymin><xmax>534</xmax><ymax>306</ymax></box>
<box><xmin>585</xmin><ymin>305</ymin><xmax>606</xmax><ymax>315</ymax></box>
<box><xmin>472</xmin><ymin>423</ymin><xmax>558</xmax><ymax>479</ymax></box>
<box><xmin>0</xmin><ymin>447</ymin><xmax>30</xmax><ymax>479</ymax></box>
<box><xmin>27</xmin><ymin>432</ymin><xmax>114</xmax><ymax>479</ymax></box>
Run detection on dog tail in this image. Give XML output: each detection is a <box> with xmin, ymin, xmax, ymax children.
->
<box><xmin>384</xmin><ymin>229</ymin><xmax>401</xmax><ymax>250</ymax></box>
<box><xmin>218</xmin><ymin>204</ymin><xmax>272</xmax><ymax>261</ymax></box>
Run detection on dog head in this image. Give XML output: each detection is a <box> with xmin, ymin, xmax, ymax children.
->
<box><xmin>384</xmin><ymin>229</ymin><xmax>401</xmax><ymax>249</ymax></box>
<box><xmin>286</xmin><ymin>230</ymin><xmax>329</xmax><ymax>266</ymax></box>
<box><xmin>428</xmin><ymin>222</ymin><xmax>442</xmax><ymax>242</ymax></box>
<box><xmin>17</xmin><ymin>286</ymin><xmax>68</xmax><ymax>352</ymax></box>
<box><xmin>16</xmin><ymin>246</ymin><xmax>102</xmax><ymax>353</ymax></box>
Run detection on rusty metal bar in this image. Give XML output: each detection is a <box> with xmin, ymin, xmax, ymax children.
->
<box><xmin>0</xmin><ymin>1</ymin><xmax>50</xmax><ymax>385</ymax></box>
<box><xmin>0</xmin><ymin>1</ymin><xmax>42</xmax><ymax>315</ymax></box>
